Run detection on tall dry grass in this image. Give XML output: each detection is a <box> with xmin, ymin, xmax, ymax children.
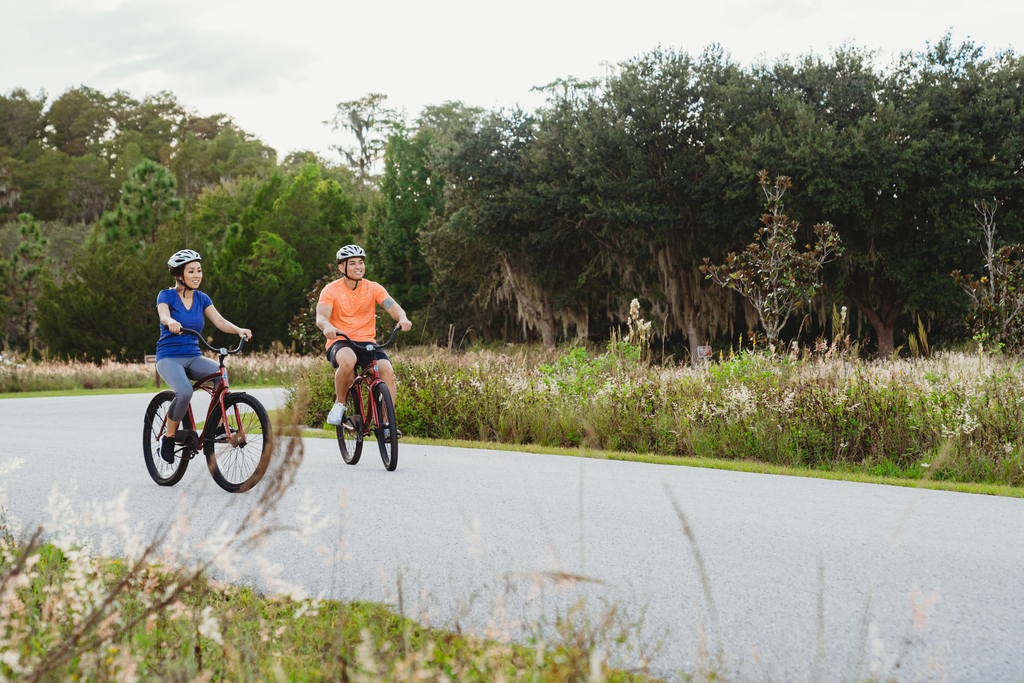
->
<box><xmin>299</xmin><ymin>343</ymin><xmax>1024</xmax><ymax>486</ymax></box>
<box><xmin>0</xmin><ymin>350</ymin><xmax>319</xmax><ymax>393</ymax></box>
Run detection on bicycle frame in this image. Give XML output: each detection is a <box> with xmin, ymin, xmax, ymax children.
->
<box><xmin>347</xmin><ymin>360</ymin><xmax>387</xmax><ymax>438</ymax></box>
<box><xmin>331</xmin><ymin>326</ymin><xmax>401</xmax><ymax>438</ymax></box>
<box><xmin>155</xmin><ymin>333</ymin><xmax>246</xmax><ymax>455</ymax></box>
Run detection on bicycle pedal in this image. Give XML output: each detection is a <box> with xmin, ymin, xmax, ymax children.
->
<box><xmin>174</xmin><ymin>429</ymin><xmax>199</xmax><ymax>449</ymax></box>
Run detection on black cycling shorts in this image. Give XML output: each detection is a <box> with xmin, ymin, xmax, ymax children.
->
<box><xmin>326</xmin><ymin>338</ymin><xmax>390</xmax><ymax>371</ymax></box>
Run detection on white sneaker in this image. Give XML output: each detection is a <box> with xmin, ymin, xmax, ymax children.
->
<box><xmin>326</xmin><ymin>402</ymin><xmax>346</xmax><ymax>426</ymax></box>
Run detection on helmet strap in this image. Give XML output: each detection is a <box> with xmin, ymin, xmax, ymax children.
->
<box><xmin>342</xmin><ymin>260</ymin><xmax>362</xmax><ymax>283</ymax></box>
<box><xmin>175</xmin><ymin>276</ymin><xmax>197</xmax><ymax>292</ymax></box>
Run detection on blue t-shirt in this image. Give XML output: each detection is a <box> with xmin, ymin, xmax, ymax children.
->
<box><xmin>156</xmin><ymin>288</ymin><xmax>213</xmax><ymax>359</ymax></box>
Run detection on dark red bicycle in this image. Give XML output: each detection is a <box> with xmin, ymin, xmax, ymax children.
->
<box><xmin>142</xmin><ymin>329</ymin><xmax>272</xmax><ymax>492</ymax></box>
<box><xmin>331</xmin><ymin>326</ymin><xmax>403</xmax><ymax>471</ymax></box>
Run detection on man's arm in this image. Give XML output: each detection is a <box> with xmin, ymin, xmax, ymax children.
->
<box><xmin>381</xmin><ymin>298</ymin><xmax>412</xmax><ymax>331</ymax></box>
<box><xmin>316</xmin><ymin>304</ymin><xmax>338</xmax><ymax>338</ymax></box>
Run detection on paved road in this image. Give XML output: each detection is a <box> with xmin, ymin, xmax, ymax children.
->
<box><xmin>2</xmin><ymin>391</ymin><xmax>1023</xmax><ymax>681</ymax></box>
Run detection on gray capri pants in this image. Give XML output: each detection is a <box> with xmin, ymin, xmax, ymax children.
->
<box><xmin>155</xmin><ymin>355</ymin><xmax>222</xmax><ymax>421</ymax></box>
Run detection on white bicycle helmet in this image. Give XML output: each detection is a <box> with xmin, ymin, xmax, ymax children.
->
<box><xmin>336</xmin><ymin>244</ymin><xmax>366</xmax><ymax>263</ymax></box>
<box><xmin>167</xmin><ymin>249</ymin><xmax>202</xmax><ymax>270</ymax></box>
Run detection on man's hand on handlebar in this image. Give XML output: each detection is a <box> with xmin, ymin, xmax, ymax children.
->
<box><xmin>323</xmin><ymin>324</ymin><xmax>339</xmax><ymax>339</ymax></box>
<box><xmin>397</xmin><ymin>317</ymin><xmax>412</xmax><ymax>332</ymax></box>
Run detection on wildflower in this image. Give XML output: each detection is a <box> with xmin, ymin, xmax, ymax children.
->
<box><xmin>197</xmin><ymin>605</ymin><xmax>223</xmax><ymax>645</ymax></box>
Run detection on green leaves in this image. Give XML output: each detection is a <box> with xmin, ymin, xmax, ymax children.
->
<box><xmin>701</xmin><ymin>172</ymin><xmax>843</xmax><ymax>341</ymax></box>
<box><xmin>100</xmin><ymin>159</ymin><xmax>183</xmax><ymax>245</ymax></box>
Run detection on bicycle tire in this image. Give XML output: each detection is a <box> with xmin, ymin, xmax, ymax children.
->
<box><xmin>372</xmin><ymin>383</ymin><xmax>398</xmax><ymax>471</ymax></box>
<box><xmin>143</xmin><ymin>390</ymin><xmax>190</xmax><ymax>486</ymax></box>
<box><xmin>205</xmin><ymin>393</ymin><xmax>272</xmax><ymax>493</ymax></box>
<box><xmin>337</xmin><ymin>386</ymin><xmax>363</xmax><ymax>465</ymax></box>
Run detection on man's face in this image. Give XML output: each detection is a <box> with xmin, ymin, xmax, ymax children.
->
<box><xmin>341</xmin><ymin>257</ymin><xmax>365</xmax><ymax>279</ymax></box>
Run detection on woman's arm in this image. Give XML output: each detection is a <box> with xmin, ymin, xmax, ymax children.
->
<box><xmin>157</xmin><ymin>302</ymin><xmax>182</xmax><ymax>334</ymax></box>
<box><xmin>204</xmin><ymin>304</ymin><xmax>253</xmax><ymax>340</ymax></box>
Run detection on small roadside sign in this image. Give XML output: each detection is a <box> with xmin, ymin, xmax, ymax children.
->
<box><xmin>697</xmin><ymin>345</ymin><xmax>713</xmax><ymax>360</ymax></box>
<box><xmin>145</xmin><ymin>354</ymin><xmax>160</xmax><ymax>388</ymax></box>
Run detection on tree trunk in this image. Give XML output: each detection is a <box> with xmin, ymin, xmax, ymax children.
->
<box><xmin>501</xmin><ymin>257</ymin><xmax>557</xmax><ymax>349</ymax></box>
<box><xmin>849</xmin><ymin>289</ymin><xmax>903</xmax><ymax>358</ymax></box>
<box><xmin>679</xmin><ymin>270</ymin><xmax>705</xmax><ymax>360</ymax></box>
<box><xmin>538</xmin><ymin>297</ymin><xmax>556</xmax><ymax>349</ymax></box>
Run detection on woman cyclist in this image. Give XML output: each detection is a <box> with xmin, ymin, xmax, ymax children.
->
<box><xmin>155</xmin><ymin>249</ymin><xmax>252</xmax><ymax>464</ymax></box>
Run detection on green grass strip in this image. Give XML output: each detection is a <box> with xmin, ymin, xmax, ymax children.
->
<box><xmin>285</xmin><ymin>414</ymin><xmax>1023</xmax><ymax>499</ymax></box>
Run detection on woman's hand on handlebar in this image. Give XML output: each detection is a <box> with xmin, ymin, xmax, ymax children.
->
<box><xmin>164</xmin><ymin>318</ymin><xmax>182</xmax><ymax>334</ymax></box>
<box><xmin>237</xmin><ymin>327</ymin><xmax>253</xmax><ymax>341</ymax></box>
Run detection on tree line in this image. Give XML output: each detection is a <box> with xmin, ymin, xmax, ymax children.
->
<box><xmin>2</xmin><ymin>34</ymin><xmax>1023</xmax><ymax>361</ymax></box>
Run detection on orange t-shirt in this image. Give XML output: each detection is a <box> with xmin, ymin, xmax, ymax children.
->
<box><xmin>317</xmin><ymin>278</ymin><xmax>391</xmax><ymax>347</ymax></box>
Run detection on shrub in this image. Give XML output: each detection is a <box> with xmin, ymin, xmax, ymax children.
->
<box><xmin>297</xmin><ymin>345</ymin><xmax>1024</xmax><ymax>485</ymax></box>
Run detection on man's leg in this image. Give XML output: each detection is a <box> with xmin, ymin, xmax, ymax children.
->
<box><xmin>334</xmin><ymin>347</ymin><xmax>358</xmax><ymax>403</ymax></box>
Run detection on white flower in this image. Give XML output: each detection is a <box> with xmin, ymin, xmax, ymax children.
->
<box><xmin>197</xmin><ymin>605</ymin><xmax>223</xmax><ymax>645</ymax></box>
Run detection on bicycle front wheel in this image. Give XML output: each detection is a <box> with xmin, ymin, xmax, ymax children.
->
<box><xmin>372</xmin><ymin>383</ymin><xmax>398</xmax><ymax>471</ymax></box>
<box><xmin>337</xmin><ymin>386</ymin><xmax>363</xmax><ymax>465</ymax></box>
<box><xmin>143</xmin><ymin>390</ymin><xmax>190</xmax><ymax>486</ymax></box>
<box><xmin>206</xmin><ymin>393</ymin><xmax>272</xmax><ymax>493</ymax></box>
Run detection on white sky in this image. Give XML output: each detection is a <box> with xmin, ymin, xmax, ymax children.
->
<box><xmin>3</xmin><ymin>0</ymin><xmax>1022</xmax><ymax>162</ymax></box>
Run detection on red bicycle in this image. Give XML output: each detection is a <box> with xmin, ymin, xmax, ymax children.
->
<box><xmin>331</xmin><ymin>326</ymin><xmax>403</xmax><ymax>471</ymax></box>
<box><xmin>142</xmin><ymin>329</ymin><xmax>272</xmax><ymax>492</ymax></box>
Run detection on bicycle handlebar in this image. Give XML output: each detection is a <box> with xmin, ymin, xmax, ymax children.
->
<box><xmin>177</xmin><ymin>328</ymin><xmax>245</xmax><ymax>355</ymax></box>
<box><xmin>330</xmin><ymin>325</ymin><xmax>403</xmax><ymax>351</ymax></box>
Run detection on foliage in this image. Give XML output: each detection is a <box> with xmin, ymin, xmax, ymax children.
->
<box><xmin>99</xmin><ymin>159</ymin><xmax>183</xmax><ymax>245</ymax></box>
<box><xmin>4</xmin><ymin>212</ymin><xmax>52</xmax><ymax>350</ymax></box>
<box><xmin>35</xmin><ymin>230</ymin><xmax>168</xmax><ymax>360</ymax></box>
<box><xmin>0</xmin><ymin>540</ymin><xmax>654</xmax><ymax>683</ymax></box>
<box><xmin>207</xmin><ymin>164</ymin><xmax>354</xmax><ymax>348</ymax></box>
<box><xmin>366</xmin><ymin>128</ymin><xmax>441</xmax><ymax>320</ymax></box>
<box><xmin>325</xmin><ymin>93</ymin><xmax>397</xmax><ymax>186</ymax></box>
<box><xmin>6</xmin><ymin>34</ymin><xmax>1024</xmax><ymax>359</ymax></box>
<box><xmin>952</xmin><ymin>201</ymin><xmax>1024</xmax><ymax>353</ymax></box>
<box><xmin>287</xmin><ymin>272</ymin><xmax>337</xmax><ymax>355</ymax></box>
<box><xmin>0</xmin><ymin>350</ymin><xmax>317</xmax><ymax>392</ymax></box>
<box><xmin>701</xmin><ymin>172</ymin><xmax>843</xmax><ymax>342</ymax></box>
<box><xmin>297</xmin><ymin>345</ymin><xmax>1024</xmax><ymax>486</ymax></box>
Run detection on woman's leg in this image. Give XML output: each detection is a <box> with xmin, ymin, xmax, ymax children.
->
<box><xmin>183</xmin><ymin>355</ymin><xmax>222</xmax><ymax>390</ymax></box>
<box><xmin>155</xmin><ymin>357</ymin><xmax>196</xmax><ymax>438</ymax></box>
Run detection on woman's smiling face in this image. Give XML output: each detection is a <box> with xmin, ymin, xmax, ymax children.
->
<box><xmin>181</xmin><ymin>261</ymin><xmax>202</xmax><ymax>289</ymax></box>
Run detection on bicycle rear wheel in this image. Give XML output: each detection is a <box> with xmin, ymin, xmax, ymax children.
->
<box><xmin>372</xmin><ymin>383</ymin><xmax>398</xmax><ymax>471</ymax></box>
<box><xmin>205</xmin><ymin>393</ymin><xmax>272</xmax><ymax>493</ymax></box>
<box><xmin>337</xmin><ymin>386</ymin><xmax>363</xmax><ymax>465</ymax></box>
<box><xmin>143</xmin><ymin>390</ymin><xmax>190</xmax><ymax>486</ymax></box>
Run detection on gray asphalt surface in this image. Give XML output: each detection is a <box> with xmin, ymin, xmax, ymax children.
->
<box><xmin>1</xmin><ymin>390</ymin><xmax>1023</xmax><ymax>681</ymax></box>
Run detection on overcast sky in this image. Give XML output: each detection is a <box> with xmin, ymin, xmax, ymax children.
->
<box><xmin>3</xmin><ymin>0</ymin><xmax>1022</xmax><ymax>162</ymax></box>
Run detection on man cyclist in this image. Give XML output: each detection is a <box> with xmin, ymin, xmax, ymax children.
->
<box><xmin>316</xmin><ymin>244</ymin><xmax>412</xmax><ymax>430</ymax></box>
